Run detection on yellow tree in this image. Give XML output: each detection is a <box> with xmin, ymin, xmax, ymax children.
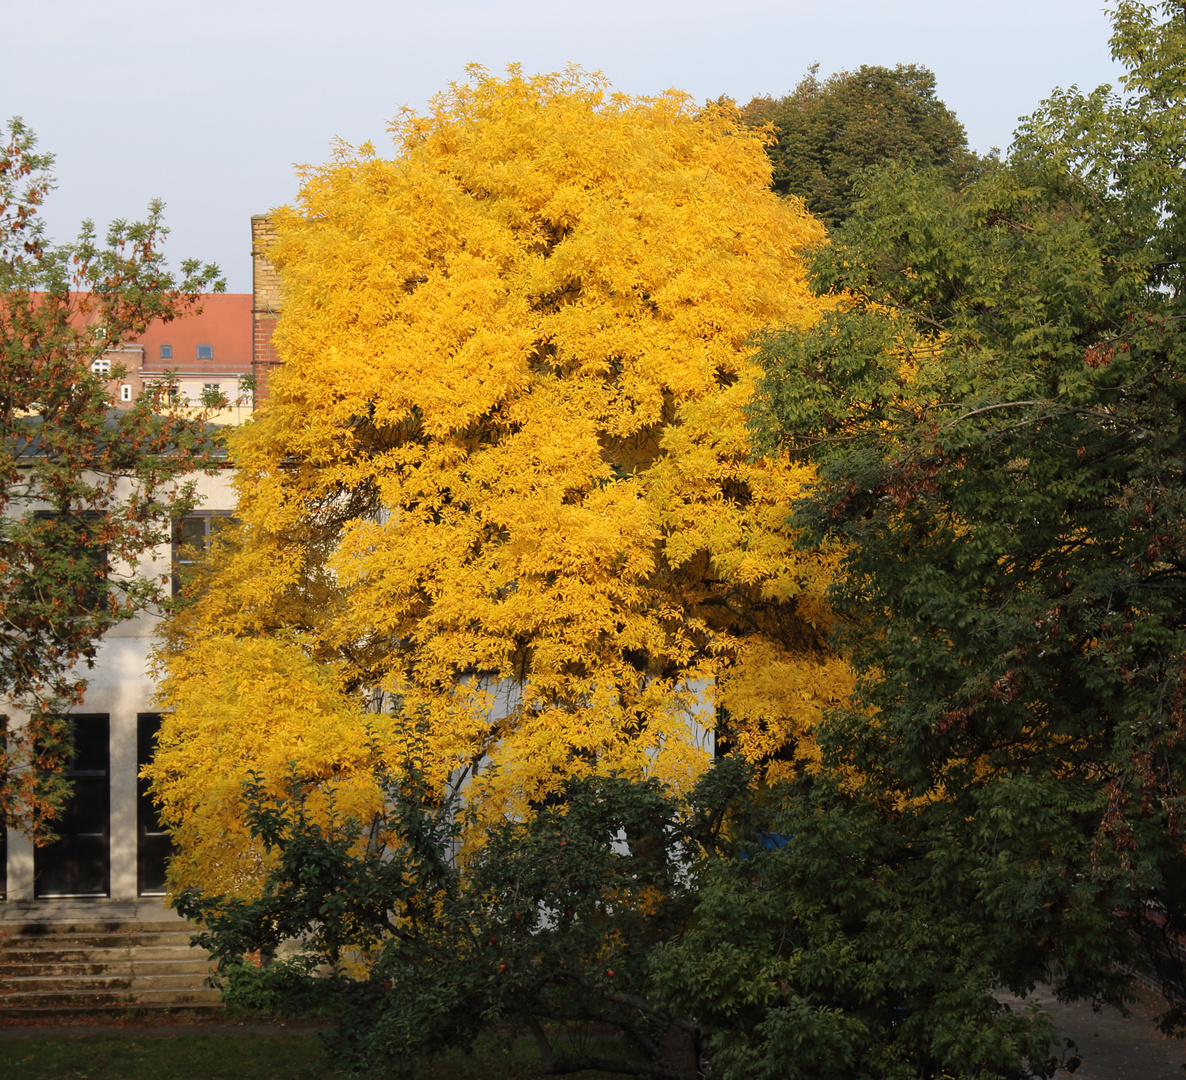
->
<box><xmin>148</xmin><ymin>67</ymin><xmax>852</xmax><ymax>892</ymax></box>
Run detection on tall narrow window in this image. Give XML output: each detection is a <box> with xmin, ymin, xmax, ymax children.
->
<box><xmin>33</xmin><ymin>511</ymin><xmax>108</xmax><ymax>611</ymax></box>
<box><xmin>120</xmin><ymin>384</ymin><xmax>132</xmax><ymax>402</ymax></box>
<box><xmin>137</xmin><ymin>713</ymin><xmax>172</xmax><ymax>895</ymax></box>
<box><xmin>34</xmin><ymin>715</ymin><xmax>110</xmax><ymax>898</ymax></box>
<box><xmin>0</xmin><ymin>716</ymin><xmax>6</xmax><ymax>901</ymax></box>
<box><xmin>172</xmin><ymin>511</ymin><xmax>234</xmax><ymax>595</ymax></box>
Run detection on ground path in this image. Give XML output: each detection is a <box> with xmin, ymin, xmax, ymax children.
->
<box><xmin>1036</xmin><ymin>988</ymin><xmax>1185</xmax><ymax>1079</ymax></box>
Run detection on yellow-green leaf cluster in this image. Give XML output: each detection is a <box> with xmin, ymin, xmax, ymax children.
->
<box><xmin>150</xmin><ymin>67</ymin><xmax>853</xmax><ymax>892</ymax></box>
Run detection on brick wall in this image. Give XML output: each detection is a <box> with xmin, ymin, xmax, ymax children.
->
<box><xmin>251</xmin><ymin>215</ymin><xmax>283</xmax><ymax>403</ymax></box>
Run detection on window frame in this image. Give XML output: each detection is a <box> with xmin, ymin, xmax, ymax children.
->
<box><xmin>172</xmin><ymin>510</ymin><xmax>234</xmax><ymax>596</ymax></box>
<box><xmin>33</xmin><ymin>714</ymin><xmax>111</xmax><ymax>899</ymax></box>
<box><xmin>137</xmin><ymin>712</ymin><xmax>173</xmax><ymax>896</ymax></box>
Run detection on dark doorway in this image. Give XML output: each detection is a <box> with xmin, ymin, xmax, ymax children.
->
<box><xmin>137</xmin><ymin>713</ymin><xmax>173</xmax><ymax>895</ymax></box>
<box><xmin>34</xmin><ymin>714</ymin><xmax>110</xmax><ymax>898</ymax></box>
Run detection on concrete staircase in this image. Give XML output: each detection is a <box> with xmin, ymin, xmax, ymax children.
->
<box><xmin>0</xmin><ymin>899</ymin><xmax>222</xmax><ymax>1017</ymax></box>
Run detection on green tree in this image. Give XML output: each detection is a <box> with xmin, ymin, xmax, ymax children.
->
<box><xmin>743</xmin><ymin>64</ymin><xmax>974</xmax><ymax>227</ymax></box>
<box><xmin>692</xmin><ymin>4</ymin><xmax>1186</xmax><ymax>1073</ymax></box>
<box><xmin>0</xmin><ymin>117</ymin><xmax>224</xmax><ymax>839</ymax></box>
<box><xmin>178</xmin><ymin>755</ymin><xmax>755</xmax><ymax>1079</ymax></box>
<box><xmin>650</xmin><ymin>774</ymin><xmax>1083</xmax><ymax>1080</ymax></box>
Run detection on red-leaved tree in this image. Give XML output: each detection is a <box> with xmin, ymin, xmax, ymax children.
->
<box><xmin>0</xmin><ymin>117</ymin><xmax>225</xmax><ymax>840</ymax></box>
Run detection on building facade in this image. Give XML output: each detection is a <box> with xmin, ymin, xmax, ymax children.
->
<box><xmin>1</xmin><ymin>221</ymin><xmax>272</xmax><ymax>910</ymax></box>
<box><xmin>87</xmin><ymin>292</ymin><xmax>256</xmax><ymax>423</ymax></box>
<box><xmin>1</xmin><ymin>471</ymin><xmax>239</xmax><ymax>906</ymax></box>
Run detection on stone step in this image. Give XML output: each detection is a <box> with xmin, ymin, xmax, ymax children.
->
<box><xmin>4</xmin><ymin>976</ymin><xmax>137</xmax><ymax>992</ymax></box>
<box><xmin>5</xmin><ymin>971</ymin><xmax>218</xmax><ymax>991</ymax></box>
<box><xmin>1</xmin><ymin>962</ymin><xmax>113</xmax><ymax>977</ymax></box>
<box><xmin>1</xmin><ymin>936</ymin><xmax>206</xmax><ymax>952</ymax></box>
<box><xmin>0</xmin><ymin>943</ymin><xmax>202</xmax><ymax>957</ymax></box>
<box><xmin>1</xmin><ymin>962</ymin><xmax>213</xmax><ymax>981</ymax></box>
<box><xmin>3</xmin><ymin>920</ymin><xmax>190</xmax><ymax>937</ymax></box>
<box><xmin>0</xmin><ymin>911</ymin><xmax>226</xmax><ymax>1017</ymax></box>
<box><xmin>0</xmin><ymin>930</ymin><xmax>198</xmax><ymax>950</ymax></box>
<box><xmin>0</xmin><ymin>987</ymin><xmax>224</xmax><ymax>1007</ymax></box>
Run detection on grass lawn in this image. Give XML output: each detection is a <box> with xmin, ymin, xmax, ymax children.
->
<box><xmin>0</xmin><ymin>1031</ymin><xmax>621</xmax><ymax>1080</ymax></box>
<box><xmin>0</xmin><ymin>1033</ymin><xmax>332</xmax><ymax>1080</ymax></box>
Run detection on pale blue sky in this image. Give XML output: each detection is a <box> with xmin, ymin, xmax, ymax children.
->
<box><xmin>5</xmin><ymin>0</ymin><xmax>1122</xmax><ymax>292</ymax></box>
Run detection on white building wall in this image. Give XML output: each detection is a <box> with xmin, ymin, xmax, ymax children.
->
<box><xmin>3</xmin><ymin>469</ymin><xmax>237</xmax><ymax>905</ymax></box>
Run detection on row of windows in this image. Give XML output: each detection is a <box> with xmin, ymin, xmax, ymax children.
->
<box><xmin>87</xmin><ymin>372</ymin><xmax>240</xmax><ymax>406</ymax></box>
<box><xmin>160</xmin><ymin>344</ymin><xmax>215</xmax><ymax>360</ymax></box>
<box><xmin>89</xmin><ymin>346</ymin><xmax>217</xmax><ymax>373</ymax></box>
<box><xmin>25</xmin><ymin>512</ymin><xmax>232</xmax><ymax>604</ymax></box>
<box><xmin>0</xmin><ymin>714</ymin><xmax>171</xmax><ymax>900</ymax></box>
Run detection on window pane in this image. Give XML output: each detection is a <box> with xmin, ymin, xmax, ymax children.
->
<box><xmin>137</xmin><ymin>713</ymin><xmax>173</xmax><ymax>895</ymax></box>
<box><xmin>179</xmin><ymin>516</ymin><xmax>209</xmax><ymax>553</ymax></box>
<box><xmin>72</xmin><ymin>718</ymin><xmax>108</xmax><ymax>773</ymax></box>
<box><xmin>140</xmin><ymin>834</ymin><xmax>172</xmax><ymax>893</ymax></box>
<box><xmin>73</xmin><ymin>835</ymin><xmax>107</xmax><ymax>894</ymax></box>
<box><xmin>71</xmin><ymin>777</ymin><xmax>107</xmax><ymax>832</ymax></box>
<box><xmin>36</xmin><ymin>840</ymin><xmax>71</xmax><ymax>896</ymax></box>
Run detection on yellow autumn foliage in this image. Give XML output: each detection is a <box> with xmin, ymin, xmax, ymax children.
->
<box><xmin>149</xmin><ymin>67</ymin><xmax>854</xmax><ymax>894</ymax></box>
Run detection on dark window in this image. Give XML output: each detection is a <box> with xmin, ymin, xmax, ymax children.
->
<box><xmin>160</xmin><ymin>344</ymin><xmax>172</xmax><ymax>360</ymax></box>
<box><xmin>196</xmin><ymin>344</ymin><xmax>213</xmax><ymax>360</ymax></box>
<box><xmin>137</xmin><ymin>713</ymin><xmax>173</xmax><ymax>895</ymax></box>
<box><xmin>33</xmin><ymin>511</ymin><xmax>107</xmax><ymax>611</ymax></box>
<box><xmin>172</xmin><ymin>511</ymin><xmax>234</xmax><ymax>595</ymax></box>
<box><xmin>34</xmin><ymin>715</ymin><xmax>110</xmax><ymax>898</ymax></box>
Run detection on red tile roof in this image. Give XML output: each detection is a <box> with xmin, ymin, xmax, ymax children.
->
<box><xmin>134</xmin><ymin>294</ymin><xmax>252</xmax><ymax>377</ymax></box>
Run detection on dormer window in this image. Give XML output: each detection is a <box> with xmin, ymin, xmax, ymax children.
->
<box><xmin>197</xmin><ymin>344</ymin><xmax>213</xmax><ymax>360</ymax></box>
<box><xmin>160</xmin><ymin>344</ymin><xmax>172</xmax><ymax>360</ymax></box>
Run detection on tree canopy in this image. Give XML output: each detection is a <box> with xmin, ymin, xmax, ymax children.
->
<box><xmin>742</xmin><ymin>63</ymin><xmax>974</xmax><ymax>227</ymax></box>
<box><xmin>0</xmin><ymin>118</ymin><xmax>224</xmax><ymax>838</ymax></box>
<box><xmin>149</xmin><ymin>67</ymin><xmax>850</xmax><ymax>893</ymax></box>
<box><xmin>723</xmin><ymin>0</ymin><xmax>1186</xmax><ymax>1057</ymax></box>
<box><xmin>156</xmin><ymin>6</ymin><xmax>1186</xmax><ymax>1076</ymax></box>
